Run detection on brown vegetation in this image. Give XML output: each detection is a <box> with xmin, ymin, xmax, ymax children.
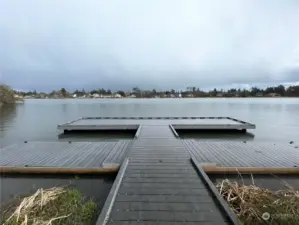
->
<box><xmin>0</xmin><ymin>84</ymin><xmax>15</xmax><ymax>105</ymax></box>
<box><xmin>1</xmin><ymin>187</ymin><xmax>97</xmax><ymax>225</ymax></box>
<box><xmin>217</xmin><ymin>179</ymin><xmax>299</xmax><ymax>225</ymax></box>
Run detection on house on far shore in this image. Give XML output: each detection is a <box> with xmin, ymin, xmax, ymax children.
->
<box><xmin>266</xmin><ymin>93</ymin><xmax>281</xmax><ymax>97</ymax></box>
<box><xmin>114</xmin><ymin>93</ymin><xmax>122</xmax><ymax>98</ymax></box>
<box><xmin>216</xmin><ymin>93</ymin><xmax>223</xmax><ymax>97</ymax></box>
<box><xmin>256</xmin><ymin>92</ymin><xmax>263</xmax><ymax>97</ymax></box>
<box><xmin>92</xmin><ymin>93</ymin><xmax>100</xmax><ymax>98</ymax></box>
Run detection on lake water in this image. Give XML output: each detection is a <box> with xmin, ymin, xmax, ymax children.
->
<box><xmin>1</xmin><ymin>98</ymin><xmax>299</xmax><ymax>147</ymax></box>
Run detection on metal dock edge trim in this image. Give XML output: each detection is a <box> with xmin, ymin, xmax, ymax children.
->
<box><xmin>169</xmin><ymin>124</ymin><xmax>179</xmax><ymax>137</ymax></box>
<box><xmin>57</xmin><ymin>117</ymin><xmax>83</xmax><ymax>128</ymax></box>
<box><xmin>226</xmin><ymin>117</ymin><xmax>256</xmax><ymax>128</ymax></box>
<box><xmin>191</xmin><ymin>157</ymin><xmax>241</xmax><ymax>225</ymax></box>
<box><xmin>58</xmin><ymin>125</ymin><xmax>139</xmax><ymax>130</ymax></box>
<box><xmin>96</xmin><ymin>158</ymin><xmax>129</xmax><ymax>225</ymax></box>
<box><xmin>172</xmin><ymin>124</ymin><xmax>253</xmax><ymax>129</ymax></box>
<box><xmin>75</xmin><ymin>116</ymin><xmax>248</xmax><ymax>120</ymax></box>
<box><xmin>134</xmin><ymin>125</ymin><xmax>142</xmax><ymax>139</ymax></box>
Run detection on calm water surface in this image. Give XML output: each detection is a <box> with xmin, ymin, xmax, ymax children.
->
<box><xmin>1</xmin><ymin>98</ymin><xmax>299</xmax><ymax>146</ymax></box>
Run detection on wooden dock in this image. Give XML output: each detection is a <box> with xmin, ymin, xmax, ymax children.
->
<box><xmin>96</xmin><ymin>125</ymin><xmax>240</xmax><ymax>225</ymax></box>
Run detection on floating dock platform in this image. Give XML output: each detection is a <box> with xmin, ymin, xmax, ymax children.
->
<box><xmin>57</xmin><ymin>116</ymin><xmax>256</xmax><ymax>131</ymax></box>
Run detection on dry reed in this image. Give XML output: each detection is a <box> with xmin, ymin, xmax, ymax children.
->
<box><xmin>1</xmin><ymin>187</ymin><xmax>97</xmax><ymax>225</ymax></box>
<box><xmin>217</xmin><ymin>179</ymin><xmax>299</xmax><ymax>225</ymax></box>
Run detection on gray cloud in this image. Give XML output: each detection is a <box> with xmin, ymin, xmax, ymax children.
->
<box><xmin>0</xmin><ymin>0</ymin><xmax>299</xmax><ymax>91</ymax></box>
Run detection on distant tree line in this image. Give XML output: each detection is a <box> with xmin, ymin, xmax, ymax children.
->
<box><xmin>13</xmin><ymin>84</ymin><xmax>299</xmax><ymax>98</ymax></box>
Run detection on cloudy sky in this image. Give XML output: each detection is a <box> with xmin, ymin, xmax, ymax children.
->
<box><xmin>0</xmin><ymin>0</ymin><xmax>299</xmax><ymax>91</ymax></box>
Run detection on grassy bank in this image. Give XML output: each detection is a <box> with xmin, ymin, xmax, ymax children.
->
<box><xmin>1</xmin><ymin>187</ymin><xmax>98</xmax><ymax>225</ymax></box>
<box><xmin>217</xmin><ymin>179</ymin><xmax>299</xmax><ymax>225</ymax></box>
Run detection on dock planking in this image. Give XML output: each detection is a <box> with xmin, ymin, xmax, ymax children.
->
<box><xmin>183</xmin><ymin>140</ymin><xmax>299</xmax><ymax>168</ymax></box>
<box><xmin>96</xmin><ymin>125</ymin><xmax>240</xmax><ymax>225</ymax></box>
<box><xmin>0</xmin><ymin>140</ymin><xmax>132</xmax><ymax>170</ymax></box>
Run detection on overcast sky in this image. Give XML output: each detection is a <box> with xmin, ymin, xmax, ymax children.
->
<box><xmin>0</xmin><ymin>0</ymin><xmax>299</xmax><ymax>91</ymax></box>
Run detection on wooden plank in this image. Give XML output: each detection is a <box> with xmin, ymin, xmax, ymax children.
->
<box><xmin>116</xmin><ymin>195</ymin><xmax>213</xmax><ymax>203</ymax></box>
<box><xmin>122</xmin><ymin>177</ymin><xmax>204</xmax><ymax>183</ymax></box>
<box><xmin>120</xmin><ymin>182</ymin><xmax>206</xmax><ymax>189</ymax></box>
<box><xmin>112</xmin><ymin>201</ymin><xmax>219</xmax><ymax>211</ymax></box>
<box><xmin>128</xmin><ymin>158</ymin><xmax>190</xmax><ymax>161</ymax></box>
<box><xmin>127</xmin><ymin>166</ymin><xmax>196</xmax><ymax>170</ymax></box>
<box><xmin>129</xmin><ymin>153</ymin><xmax>189</xmax><ymax>156</ymax></box>
<box><xmin>124</xmin><ymin>173</ymin><xmax>199</xmax><ymax>178</ymax></box>
<box><xmin>126</xmin><ymin>168</ymin><xmax>197</xmax><ymax>173</ymax></box>
<box><xmin>0</xmin><ymin>166</ymin><xmax>119</xmax><ymax>174</ymax></box>
<box><xmin>129</xmin><ymin>154</ymin><xmax>189</xmax><ymax>157</ymax></box>
<box><xmin>125</xmin><ymin>169</ymin><xmax>199</xmax><ymax>175</ymax></box>
<box><xmin>109</xmin><ymin>211</ymin><xmax>226</xmax><ymax>222</ymax></box>
<box><xmin>118</xmin><ymin>188</ymin><xmax>210</xmax><ymax>195</ymax></box>
<box><xmin>128</xmin><ymin>162</ymin><xmax>191</xmax><ymax>166</ymax></box>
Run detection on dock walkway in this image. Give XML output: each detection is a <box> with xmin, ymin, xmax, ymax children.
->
<box><xmin>97</xmin><ymin>125</ymin><xmax>239</xmax><ymax>225</ymax></box>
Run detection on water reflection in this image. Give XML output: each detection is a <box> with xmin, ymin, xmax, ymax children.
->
<box><xmin>177</xmin><ymin>129</ymin><xmax>255</xmax><ymax>141</ymax></box>
<box><xmin>0</xmin><ymin>104</ymin><xmax>17</xmax><ymax>132</ymax></box>
<box><xmin>58</xmin><ymin>130</ymin><xmax>136</xmax><ymax>141</ymax></box>
<box><xmin>0</xmin><ymin>104</ymin><xmax>17</xmax><ymax>125</ymax></box>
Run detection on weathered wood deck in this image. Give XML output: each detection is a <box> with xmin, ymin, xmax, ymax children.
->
<box><xmin>96</xmin><ymin>125</ymin><xmax>240</xmax><ymax>225</ymax></box>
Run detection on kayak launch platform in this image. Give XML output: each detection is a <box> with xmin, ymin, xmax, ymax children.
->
<box><xmin>58</xmin><ymin>116</ymin><xmax>256</xmax><ymax>132</ymax></box>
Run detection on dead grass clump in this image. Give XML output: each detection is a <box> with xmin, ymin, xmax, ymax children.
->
<box><xmin>1</xmin><ymin>187</ymin><xmax>97</xmax><ymax>225</ymax></box>
<box><xmin>217</xmin><ymin>179</ymin><xmax>299</xmax><ymax>225</ymax></box>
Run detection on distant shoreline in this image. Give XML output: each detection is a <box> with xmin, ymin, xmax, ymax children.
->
<box><xmin>22</xmin><ymin>96</ymin><xmax>299</xmax><ymax>100</ymax></box>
